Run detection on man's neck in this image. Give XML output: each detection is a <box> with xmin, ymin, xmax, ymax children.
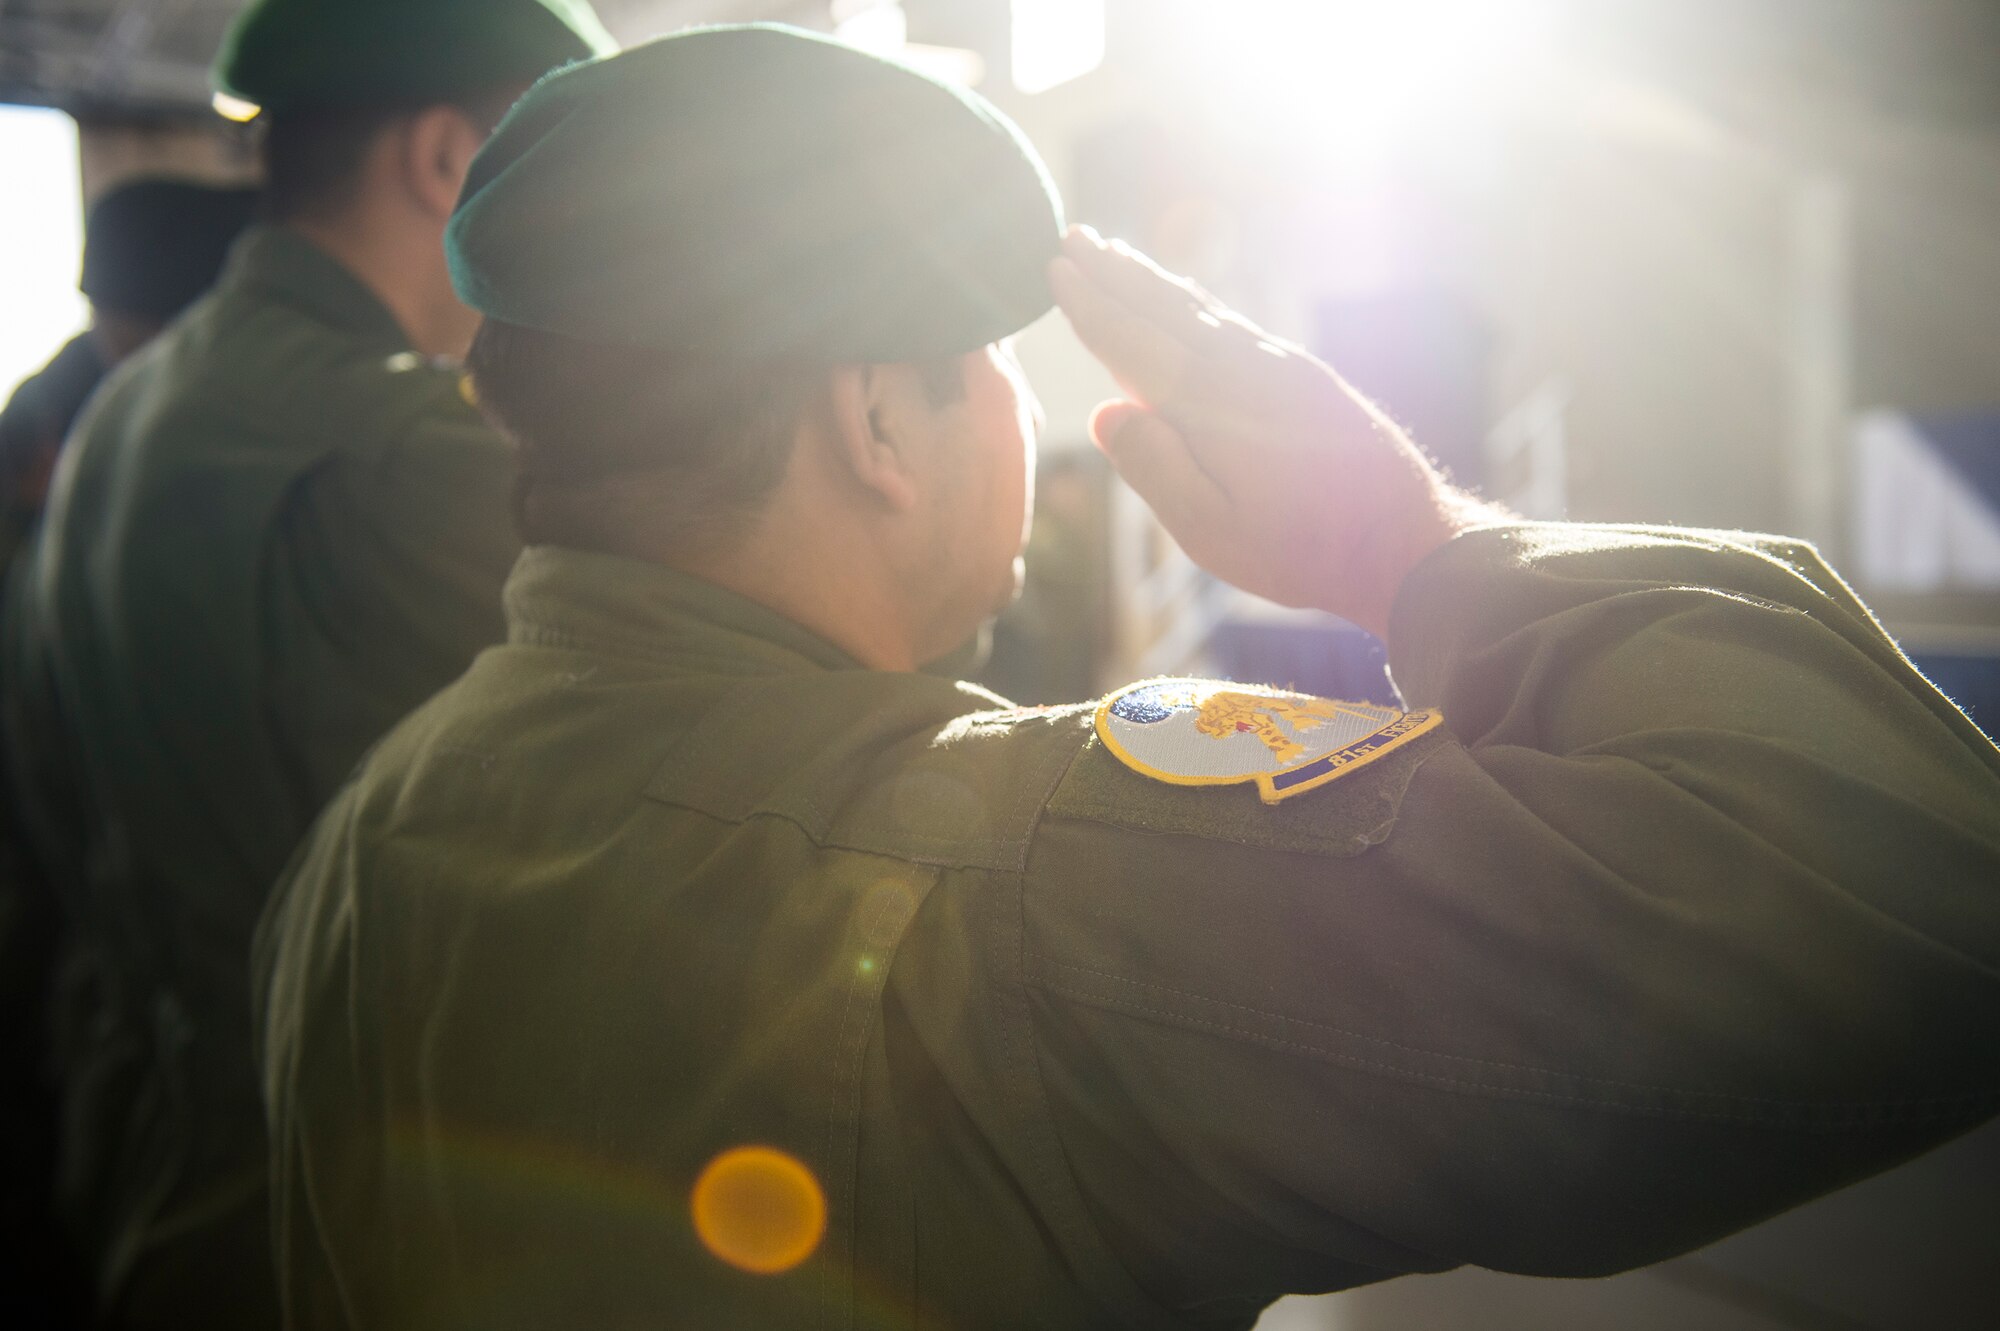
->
<box><xmin>671</xmin><ymin>522</ymin><xmax>924</xmax><ymax>674</ymax></box>
<box><xmin>287</xmin><ymin>214</ymin><xmax>472</xmax><ymax>359</ymax></box>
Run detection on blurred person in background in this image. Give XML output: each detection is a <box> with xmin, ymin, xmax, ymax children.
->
<box><xmin>0</xmin><ymin>178</ymin><xmax>256</xmax><ymax>567</ymax></box>
<box><xmin>255</xmin><ymin>27</ymin><xmax>2000</xmax><ymax>1330</ymax></box>
<box><xmin>0</xmin><ymin>2</ymin><xmax>614</xmax><ymax>1327</ymax></box>
<box><xmin>978</xmin><ymin>450</ymin><xmax>1109</xmax><ymax>705</ymax></box>
<box><xmin>1</xmin><ymin>177</ymin><xmax>253</xmax><ymax>1331</ymax></box>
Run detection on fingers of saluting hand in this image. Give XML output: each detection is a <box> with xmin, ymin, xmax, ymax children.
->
<box><xmin>1050</xmin><ymin>228</ymin><xmax>1300</xmax><ymax>414</ymax></box>
<box><xmin>1062</xmin><ymin>226</ymin><xmax>1224</xmax><ymax>327</ymax></box>
<box><xmin>1048</xmin><ymin>251</ymin><xmax>1192</xmax><ymax>413</ymax></box>
<box><xmin>1059</xmin><ymin>226</ymin><xmax>1283</xmax><ymax>357</ymax></box>
<box><xmin>1089</xmin><ymin>400</ymin><xmax>1235</xmax><ymax>529</ymax></box>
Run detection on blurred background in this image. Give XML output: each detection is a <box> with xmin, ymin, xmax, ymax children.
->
<box><xmin>3</xmin><ymin>1</ymin><xmax>1997</xmax><ymax>1326</ymax></box>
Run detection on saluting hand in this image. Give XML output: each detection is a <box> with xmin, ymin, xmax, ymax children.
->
<box><xmin>1049</xmin><ymin>226</ymin><xmax>1501</xmax><ymax>639</ymax></box>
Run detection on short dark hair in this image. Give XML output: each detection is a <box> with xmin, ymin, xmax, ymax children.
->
<box><xmin>466</xmin><ymin>320</ymin><xmax>968</xmax><ymax>559</ymax></box>
<box><xmin>260</xmin><ymin>89</ymin><xmax>519</xmax><ymax>224</ymax></box>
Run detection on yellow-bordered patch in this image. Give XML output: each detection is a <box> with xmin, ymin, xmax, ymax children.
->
<box><xmin>1095</xmin><ymin>678</ymin><xmax>1442</xmax><ymax>804</ymax></box>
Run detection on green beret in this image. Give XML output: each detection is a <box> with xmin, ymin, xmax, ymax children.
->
<box><xmin>446</xmin><ymin>24</ymin><xmax>1065</xmax><ymax>362</ymax></box>
<box><xmin>214</xmin><ymin>0</ymin><xmax>617</xmax><ymax>114</ymax></box>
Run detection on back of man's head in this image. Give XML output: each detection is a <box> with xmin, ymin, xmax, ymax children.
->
<box><xmin>81</xmin><ymin>178</ymin><xmax>259</xmax><ymax>325</ymax></box>
<box><xmin>450</xmin><ymin>24</ymin><xmax>1064</xmax><ymax>558</ymax></box>
<box><xmin>466</xmin><ymin>321</ymin><xmax>971</xmax><ymax>561</ymax></box>
<box><xmin>214</xmin><ymin>0</ymin><xmax>616</xmax><ymax>223</ymax></box>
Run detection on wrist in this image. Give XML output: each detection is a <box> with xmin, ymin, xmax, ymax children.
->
<box><xmin>1336</xmin><ymin>482</ymin><xmax>1507</xmax><ymax>638</ymax></box>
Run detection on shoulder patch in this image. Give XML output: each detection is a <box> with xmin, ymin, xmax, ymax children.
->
<box><xmin>1095</xmin><ymin>679</ymin><xmax>1442</xmax><ymax>804</ymax></box>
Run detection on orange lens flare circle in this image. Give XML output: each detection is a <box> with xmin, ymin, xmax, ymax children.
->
<box><xmin>690</xmin><ymin>1145</ymin><xmax>827</xmax><ymax>1275</ymax></box>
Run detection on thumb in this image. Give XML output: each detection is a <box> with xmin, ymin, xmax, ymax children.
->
<box><xmin>1088</xmin><ymin>400</ymin><xmax>1159</xmax><ymax>454</ymax></box>
<box><xmin>1088</xmin><ymin>401</ymin><xmax>1229</xmax><ymax>543</ymax></box>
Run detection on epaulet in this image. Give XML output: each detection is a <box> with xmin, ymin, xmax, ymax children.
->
<box><xmin>379</xmin><ymin>351</ymin><xmax>485</xmax><ymax>418</ymax></box>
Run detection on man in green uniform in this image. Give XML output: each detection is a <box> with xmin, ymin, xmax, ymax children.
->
<box><xmin>2</xmin><ymin>3</ymin><xmax>613</xmax><ymax>1326</ymax></box>
<box><xmin>0</xmin><ymin>179</ymin><xmax>258</xmax><ymax>567</ymax></box>
<box><xmin>255</xmin><ymin>26</ymin><xmax>2000</xmax><ymax>1331</ymax></box>
<box><xmin>0</xmin><ymin>175</ymin><xmax>255</xmax><ymax>1329</ymax></box>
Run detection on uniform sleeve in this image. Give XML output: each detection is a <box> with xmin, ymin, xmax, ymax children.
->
<box><xmin>263</xmin><ymin>381</ymin><xmax>519</xmax><ymax>809</ymax></box>
<box><xmin>1013</xmin><ymin>524</ymin><xmax>2000</xmax><ymax>1310</ymax></box>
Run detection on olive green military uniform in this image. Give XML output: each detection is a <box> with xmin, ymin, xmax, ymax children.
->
<box><xmin>4</xmin><ymin>227</ymin><xmax>518</xmax><ymax>1321</ymax></box>
<box><xmin>2</xmin><ymin>2</ymin><xmax>612</xmax><ymax>1319</ymax></box>
<box><xmin>255</xmin><ymin>523</ymin><xmax>2000</xmax><ymax>1330</ymax></box>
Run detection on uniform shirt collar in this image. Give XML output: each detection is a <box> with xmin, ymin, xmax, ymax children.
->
<box><xmin>503</xmin><ymin>545</ymin><xmax>865</xmax><ymax>675</ymax></box>
<box><xmin>222</xmin><ymin>225</ymin><xmax>411</xmax><ymax>351</ymax></box>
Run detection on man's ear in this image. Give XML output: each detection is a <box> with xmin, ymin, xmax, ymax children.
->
<box><xmin>399</xmin><ymin>105</ymin><xmax>489</xmax><ymax>221</ymax></box>
<box><xmin>824</xmin><ymin>364</ymin><xmax>922</xmax><ymax>513</ymax></box>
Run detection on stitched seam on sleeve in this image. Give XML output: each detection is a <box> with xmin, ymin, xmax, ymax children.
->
<box><xmin>820</xmin><ymin>880</ymin><xmax>912</xmax><ymax>1331</ymax></box>
<box><xmin>1012</xmin><ymin>731</ymin><xmax>1095</xmax><ymax>872</ymax></box>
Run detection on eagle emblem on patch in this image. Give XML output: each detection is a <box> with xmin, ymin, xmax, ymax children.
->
<box><xmin>1095</xmin><ymin>679</ymin><xmax>1443</xmax><ymax>804</ymax></box>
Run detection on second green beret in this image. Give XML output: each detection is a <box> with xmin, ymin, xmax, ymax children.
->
<box><xmin>215</xmin><ymin>0</ymin><xmax>617</xmax><ymax>114</ymax></box>
<box><xmin>446</xmin><ymin>24</ymin><xmax>1066</xmax><ymax>363</ymax></box>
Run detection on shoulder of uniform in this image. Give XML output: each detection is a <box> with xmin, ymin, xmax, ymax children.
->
<box><xmin>1048</xmin><ymin>677</ymin><xmax>1451</xmax><ymax>857</ymax></box>
<box><xmin>337</xmin><ymin>352</ymin><xmax>503</xmax><ymax>468</ymax></box>
<box><xmin>638</xmin><ymin>674</ymin><xmax>1097</xmax><ymax>874</ymax></box>
<box><xmin>373</xmin><ymin>351</ymin><xmax>487</xmax><ymax>421</ymax></box>
<box><xmin>937</xmin><ymin>691</ymin><xmax>1101</xmax><ymax>743</ymax></box>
